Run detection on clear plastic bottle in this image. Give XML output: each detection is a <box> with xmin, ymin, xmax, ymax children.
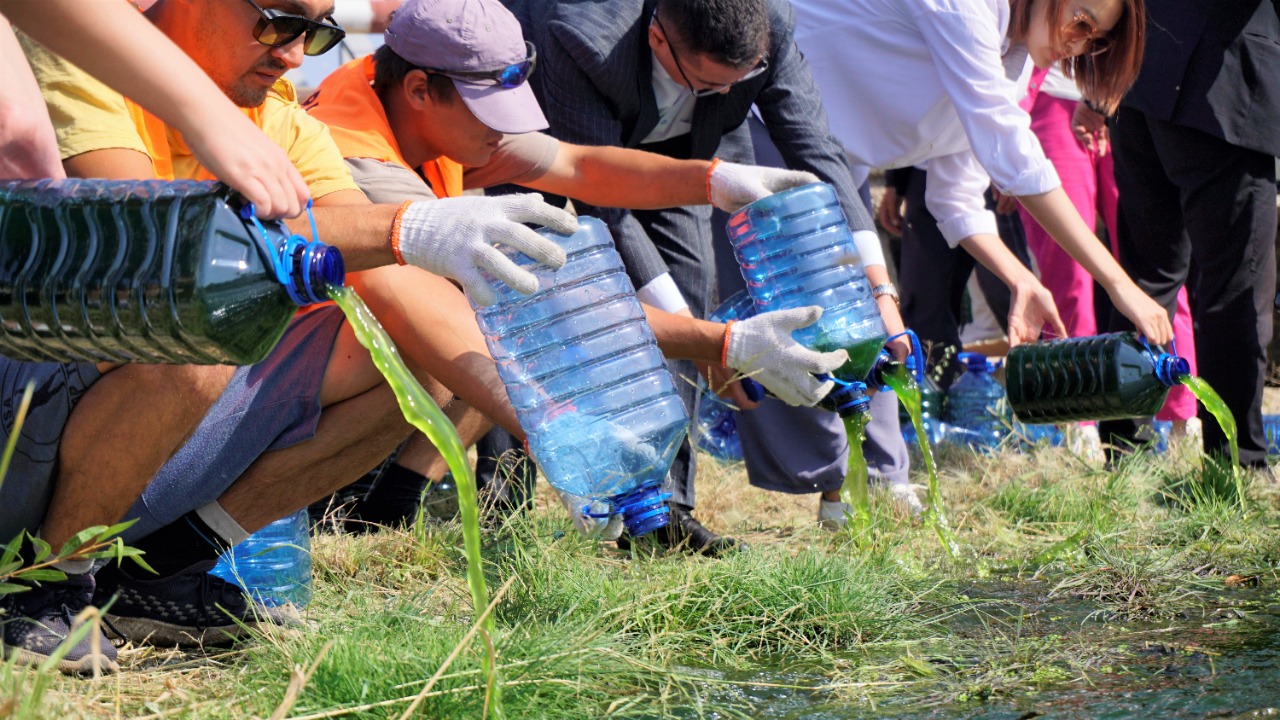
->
<box><xmin>724</xmin><ymin>182</ymin><xmax>888</xmax><ymax>382</ymax></box>
<box><xmin>694</xmin><ymin>290</ymin><xmax>757</xmax><ymax>462</ymax></box>
<box><xmin>945</xmin><ymin>352</ymin><xmax>1010</xmax><ymax>449</ymax></box>
<box><xmin>0</xmin><ymin>179</ymin><xmax>342</xmax><ymax>364</ymax></box>
<box><xmin>211</xmin><ymin>508</ymin><xmax>311</xmax><ymax>608</ymax></box>
<box><xmin>472</xmin><ymin>217</ymin><xmax>689</xmax><ymax>536</ymax></box>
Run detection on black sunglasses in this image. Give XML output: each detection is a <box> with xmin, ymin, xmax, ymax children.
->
<box><xmin>241</xmin><ymin>0</ymin><xmax>346</xmax><ymax>57</ymax></box>
<box><xmin>421</xmin><ymin>42</ymin><xmax>538</xmax><ymax>89</ymax></box>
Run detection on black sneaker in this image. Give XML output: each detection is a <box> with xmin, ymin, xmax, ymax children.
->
<box><xmin>0</xmin><ymin>572</ymin><xmax>119</xmax><ymax>676</ymax></box>
<box><xmin>93</xmin><ymin>560</ymin><xmax>290</xmax><ymax>648</ymax></box>
<box><xmin>616</xmin><ymin>505</ymin><xmax>746</xmax><ymax>557</ymax></box>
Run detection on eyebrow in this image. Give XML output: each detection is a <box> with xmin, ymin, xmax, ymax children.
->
<box><xmin>272</xmin><ymin>0</ymin><xmax>336</xmax><ymax>20</ymax></box>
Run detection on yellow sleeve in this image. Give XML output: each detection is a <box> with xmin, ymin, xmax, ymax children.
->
<box><xmin>15</xmin><ymin>30</ymin><xmax>149</xmax><ymax>161</ymax></box>
<box><xmin>259</xmin><ymin>82</ymin><xmax>361</xmax><ymax>200</ymax></box>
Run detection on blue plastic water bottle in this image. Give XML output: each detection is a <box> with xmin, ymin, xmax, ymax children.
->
<box><xmin>945</xmin><ymin>352</ymin><xmax>1010</xmax><ymax>449</ymax></box>
<box><xmin>472</xmin><ymin>217</ymin><xmax>689</xmax><ymax>536</ymax></box>
<box><xmin>211</xmin><ymin>509</ymin><xmax>311</xmax><ymax>607</ymax></box>
<box><xmin>725</xmin><ymin>183</ymin><xmax>888</xmax><ymax>382</ymax></box>
<box><xmin>0</xmin><ymin>179</ymin><xmax>342</xmax><ymax>364</ymax></box>
<box><xmin>694</xmin><ymin>290</ymin><xmax>758</xmax><ymax>462</ymax></box>
<box><xmin>1264</xmin><ymin>415</ymin><xmax>1280</xmax><ymax>456</ymax></box>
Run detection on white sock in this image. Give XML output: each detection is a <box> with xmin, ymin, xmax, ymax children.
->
<box><xmin>195</xmin><ymin>501</ymin><xmax>251</xmax><ymax>547</ymax></box>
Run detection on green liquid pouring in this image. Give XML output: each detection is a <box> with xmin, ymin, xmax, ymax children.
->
<box><xmin>881</xmin><ymin>364</ymin><xmax>957</xmax><ymax>558</ymax></box>
<box><xmin>823</xmin><ymin>337</ymin><xmax>892</xmax><ymax>383</ymax></box>
<box><xmin>1181</xmin><ymin>375</ymin><xmax>1244</xmax><ymax>505</ymax></box>
<box><xmin>328</xmin><ymin>286</ymin><xmax>503</xmax><ymax>717</ymax></box>
<box><xmin>839</xmin><ymin>413</ymin><xmax>873</xmax><ymax>538</ymax></box>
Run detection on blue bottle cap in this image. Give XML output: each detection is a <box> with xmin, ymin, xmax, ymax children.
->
<box><xmin>1153</xmin><ymin>351</ymin><xmax>1190</xmax><ymax>387</ymax></box>
<box><xmin>826</xmin><ymin>379</ymin><xmax>871</xmax><ymax>418</ymax></box>
<box><xmin>610</xmin><ymin>481</ymin><xmax>672</xmax><ymax>537</ymax></box>
<box><xmin>957</xmin><ymin>352</ymin><xmax>989</xmax><ymax>371</ymax></box>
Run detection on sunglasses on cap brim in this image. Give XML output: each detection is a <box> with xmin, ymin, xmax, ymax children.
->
<box><xmin>242</xmin><ymin>0</ymin><xmax>346</xmax><ymax>57</ymax></box>
<box><xmin>421</xmin><ymin>42</ymin><xmax>538</xmax><ymax>89</ymax></box>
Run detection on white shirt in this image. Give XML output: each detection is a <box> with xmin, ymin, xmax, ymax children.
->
<box><xmin>642</xmin><ymin>51</ymin><xmax>697</xmax><ymax>144</ymax></box>
<box><xmin>792</xmin><ymin>0</ymin><xmax>1060</xmax><ymax>246</ymax></box>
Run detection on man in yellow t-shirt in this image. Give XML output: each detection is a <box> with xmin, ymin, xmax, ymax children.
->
<box><xmin>6</xmin><ymin>0</ymin><xmax>575</xmax><ymax>668</ymax></box>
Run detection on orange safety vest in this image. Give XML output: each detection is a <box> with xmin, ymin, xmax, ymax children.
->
<box><xmin>304</xmin><ymin>55</ymin><xmax>464</xmax><ymax>199</ymax></box>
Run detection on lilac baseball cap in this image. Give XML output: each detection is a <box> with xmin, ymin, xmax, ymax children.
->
<box><xmin>384</xmin><ymin>0</ymin><xmax>547</xmax><ymax>134</ymax></box>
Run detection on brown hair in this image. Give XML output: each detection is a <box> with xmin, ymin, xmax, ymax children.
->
<box><xmin>372</xmin><ymin>45</ymin><xmax>457</xmax><ymax>104</ymax></box>
<box><xmin>1008</xmin><ymin>0</ymin><xmax>1145</xmax><ymax>114</ymax></box>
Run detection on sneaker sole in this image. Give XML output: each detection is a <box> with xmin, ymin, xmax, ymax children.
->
<box><xmin>2</xmin><ymin>644</ymin><xmax>120</xmax><ymax>676</ymax></box>
<box><xmin>103</xmin><ymin>614</ymin><xmax>258</xmax><ymax>648</ymax></box>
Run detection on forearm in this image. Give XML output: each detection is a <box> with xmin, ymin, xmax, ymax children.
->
<box><xmin>2</xmin><ymin>0</ymin><xmax>250</xmax><ymax>146</ymax></box>
<box><xmin>0</xmin><ymin>19</ymin><xmax>62</xmax><ymax>180</ymax></box>
<box><xmin>1017</xmin><ymin>187</ymin><xmax>1130</xmax><ymax>291</ymax></box>
<box><xmin>642</xmin><ymin>303</ymin><xmax>723</xmax><ymax>366</ymax></box>
<box><xmin>959</xmin><ymin>232</ymin><xmax>1039</xmax><ymax>290</ymax></box>
<box><xmin>535</xmin><ymin>144</ymin><xmax>710</xmax><ymax>210</ymax></box>
<box><xmin>291</xmin><ymin>191</ymin><xmax>401</xmax><ymax>272</ymax></box>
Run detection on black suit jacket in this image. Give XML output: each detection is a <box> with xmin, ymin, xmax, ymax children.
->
<box><xmin>507</xmin><ymin>0</ymin><xmax>874</xmax><ymax>289</ymax></box>
<box><xmin>1124</xmin><ymin>0</ymin><xmax>1280</xmax><ymax>157</ymax></box>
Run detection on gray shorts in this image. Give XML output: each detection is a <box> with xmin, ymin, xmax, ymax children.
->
<box><xmin>122</xmin><ymin>306</ymin><xmax>345</xmax><ymax>542</ymax></box>
<box><xmin>0</xmin><ymin>306</ymin><xmax>344</xmax><ymax>545</ymax></box>
<box><xmin>0</xmin><ymin>360</ymin><xmax>102</xmax><ymax>543</ymax></box>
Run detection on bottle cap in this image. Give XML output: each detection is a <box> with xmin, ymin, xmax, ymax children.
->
<box><xmin>824</xmin><ymin>379</ymin><xmax>871</xmax><ymax>418</ymax></box>
<box><xmin>609</xmin><ymin>481</ymin><xmax>672</xmax><ymax>537</ymax></box>
<box><xmin>958</xmin><ymin>351</ymin><xmax>989</xmax><ymax>371</ymax></box>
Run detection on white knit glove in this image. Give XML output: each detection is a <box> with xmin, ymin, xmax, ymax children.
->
<box><xmin>707</xmin><ymin>160</ymin><xmax>820</xmax><ymax>213</ymax></box>
<box><xmin>724</xmin><ymin>306</ymin><xmax>849</xmax><ymax>406</ymax></box>
<box><xmin>395</xmin><ymin>194</ymin><xmax>578</xmax><ymax>306</ymax></box>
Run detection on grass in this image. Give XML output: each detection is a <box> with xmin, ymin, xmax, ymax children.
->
<box><xmin>5</xmin><ymin>433</ymin><xmax>1280</xmax><ymax>719</ymax></box>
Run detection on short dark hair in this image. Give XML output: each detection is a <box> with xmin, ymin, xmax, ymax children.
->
<box><xmin>655</xmin><ymin>0</ymin><xmax>770</xmax><ymax>69</ymax></box>
<box><xmin>372</xmin><ymin>44</ymin><xmax>457</xmax><ymax>103</ymax></box>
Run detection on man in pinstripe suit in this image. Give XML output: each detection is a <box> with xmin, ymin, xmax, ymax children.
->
<box><xmin>508</xmin><ymin>0</ymin><xmax>915</xmax><ymax>552</ymax></box>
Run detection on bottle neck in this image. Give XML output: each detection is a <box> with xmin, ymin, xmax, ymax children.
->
<box><xmin>1154</xmin><ymin>353</ymin><xmax>1190</xmax><ymax>387</ymax></box>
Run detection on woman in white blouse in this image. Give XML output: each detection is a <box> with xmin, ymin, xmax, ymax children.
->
<box><xmin>792</xmin><ymin>0</ymin><xmax>1171</xmax><ymax>346</ymax></box>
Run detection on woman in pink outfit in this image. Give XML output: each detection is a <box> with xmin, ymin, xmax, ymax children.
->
<box><xmin>1018</xmin><ymin>65</ymin><xmax>1198</xmax><ymax>433</ymax></box>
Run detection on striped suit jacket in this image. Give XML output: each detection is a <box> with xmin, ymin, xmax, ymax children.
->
<box><xmin>507</xmin><ymin>0</ymin><xmax>874</xmax><ymax>294</ymax></box>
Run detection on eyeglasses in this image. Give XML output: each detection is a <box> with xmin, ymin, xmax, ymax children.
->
<box><xmin>241</xmin><ymin>0</ymin><xmax>346</xmax><ymax>57</ymax></box>
<box><xmin>1062</xmin><ymin>9</ymin><xmax>1113</xmax><ymax>57</ymax></box>
<box><xmin>652</xmin><ymin>12</ymin><xmax>767</xmax><ymax>97</ymax></box>
<box><xmin>420</xmin><ymin>42</ymin><xmax>538</xmax><ymax>89</ymax></box>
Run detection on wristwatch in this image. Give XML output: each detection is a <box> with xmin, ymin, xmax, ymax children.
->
<box><xmin>871</xmin><ymin>282</ymin><xmax>900</xmax><ymax>306</ymax></box>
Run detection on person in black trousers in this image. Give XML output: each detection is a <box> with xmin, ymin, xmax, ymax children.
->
<box><xmin>1098</xmin><ymin>0</ymin><xmax>1279</xmax><ymax>471</ymax></box>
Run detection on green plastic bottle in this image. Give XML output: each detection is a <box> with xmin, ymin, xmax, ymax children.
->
<box><xmin>1006</xmin><ymin>332</ymin><xmax>1189</xmax><ymax>423</ymax></box>
<box><xmin>0</xmin><ymin>179</ymin><xmax>343</xmax><ymax>365</ymax></box>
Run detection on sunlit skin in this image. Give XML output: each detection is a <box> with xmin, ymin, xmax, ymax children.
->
<box><xmin>388</xmin><ymin>72</ymin><xmax>506</xmax><ymax>169</ymax></box>
<box><xmin>149</xmin><ymin>0</ymin><xmax>335</xmax><ymax>108</ymax></box>
<box><xmin>646</xmin><ymin>16</ymin><xmax>763</xmax><ymax>95</ymax></box>
<box><xmin>1025</xmin><ymin>0</ymin><xmax>1123</xmax><ymax>69</ymax></box>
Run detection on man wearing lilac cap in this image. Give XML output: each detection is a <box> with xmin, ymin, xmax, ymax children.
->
<box><xmin>305</xmin><ymin>0</ymin><xmax>845</xmax><ymax>553</ymax></box>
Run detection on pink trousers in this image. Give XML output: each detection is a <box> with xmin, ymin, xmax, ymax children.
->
<box><xmin>1018</xmin><ymin>94</ymin><xmax>1198</xmax><ymax>421</ymax></box>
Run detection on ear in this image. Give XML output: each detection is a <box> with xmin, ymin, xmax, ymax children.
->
<box><xmin>403</xmin><ymin>69</ymin><xmax>431</xmax><ymax>110</ymax></box>
<box><xmin>647</xmin><ymin>20</ymin><xmax>665</xmax><ymax>51</ymax></box>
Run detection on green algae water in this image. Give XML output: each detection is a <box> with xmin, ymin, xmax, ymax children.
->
<box><xmin>1182</xmin><ymin>376</ymin><xmax>1239</xmax><ymax>468</ymax></box>
<box><xmin>882</xmin><ymin>364</ymin><xmax>957</xmax><ymax>558</ymax></box>
<box><xmin>328</xmin><ymin>285</ymin><xmax>503</xmax><ymax>716</ymax></box>
<box><xmin>839</xmin><ymin>413</ymin><xmax>872</xmax><ymax>538</ymax></box>
<box><xmin>823</xmin><ymin>337</ymin><xmax>890</xmax><ymax>383</ymax></box>
<box><xmin>1182</xmin><ymin>375</ymin><xmax>1245</xmax><ymax>506</ymax></box>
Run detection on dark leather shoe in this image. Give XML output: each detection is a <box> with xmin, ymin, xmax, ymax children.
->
<box><xmin>616</xmin><ymin>505</ymin><xmax>746</xmax><ymax>557</ymax></box>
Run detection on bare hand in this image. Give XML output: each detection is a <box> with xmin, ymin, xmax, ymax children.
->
<box><xmin>992</xmin><ymin>186</ymin><xmax>1019</xmax><ymax>216</ymax></box>
<box><xmin>1071</xmin><ymin>101</ymin><xmax>1109</xmax><ymax>157</ymax></box>
<box><xmin>705</xmin><ymin>364</ymin><xmax>759</xmax><ymax>410</ymax></box>
<box><xmin>877</xmin><ymin>187</ymin><xmax>904</xmax><ymax>238</ymax></box>
<box><xmin>1109</xmin><ymin>282</ymin><xmax>1173</xmax><ymax>345</ymax></box>
<box><xmin>1006</xmin><ymin>278</ymin><xmax>1068</xmax><ymax>346</ymax></box>
<box><xmin>182</xmin><ymin>112</ymin><xmax>310</xmax><ymax>220</ymax></box>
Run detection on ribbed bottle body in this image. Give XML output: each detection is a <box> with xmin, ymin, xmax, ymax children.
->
<box><xmin>474</xmin><ymin>217</ymin><xmax>688</xmax><ymax>534</ymax></box>
<box><xmin>0</xmin><ymin>179</ymin><xmax>340</xmax><ymax>365</ymax></box>
<box><xmin>725</xmin><ymin>183</ymin><xmax>887</xmax><ymax>381</ymax></box>
<box><xmin>1006</xmin><ymin>333</ymin><xmax>1172</xmax><ymax>423</ymax></box>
